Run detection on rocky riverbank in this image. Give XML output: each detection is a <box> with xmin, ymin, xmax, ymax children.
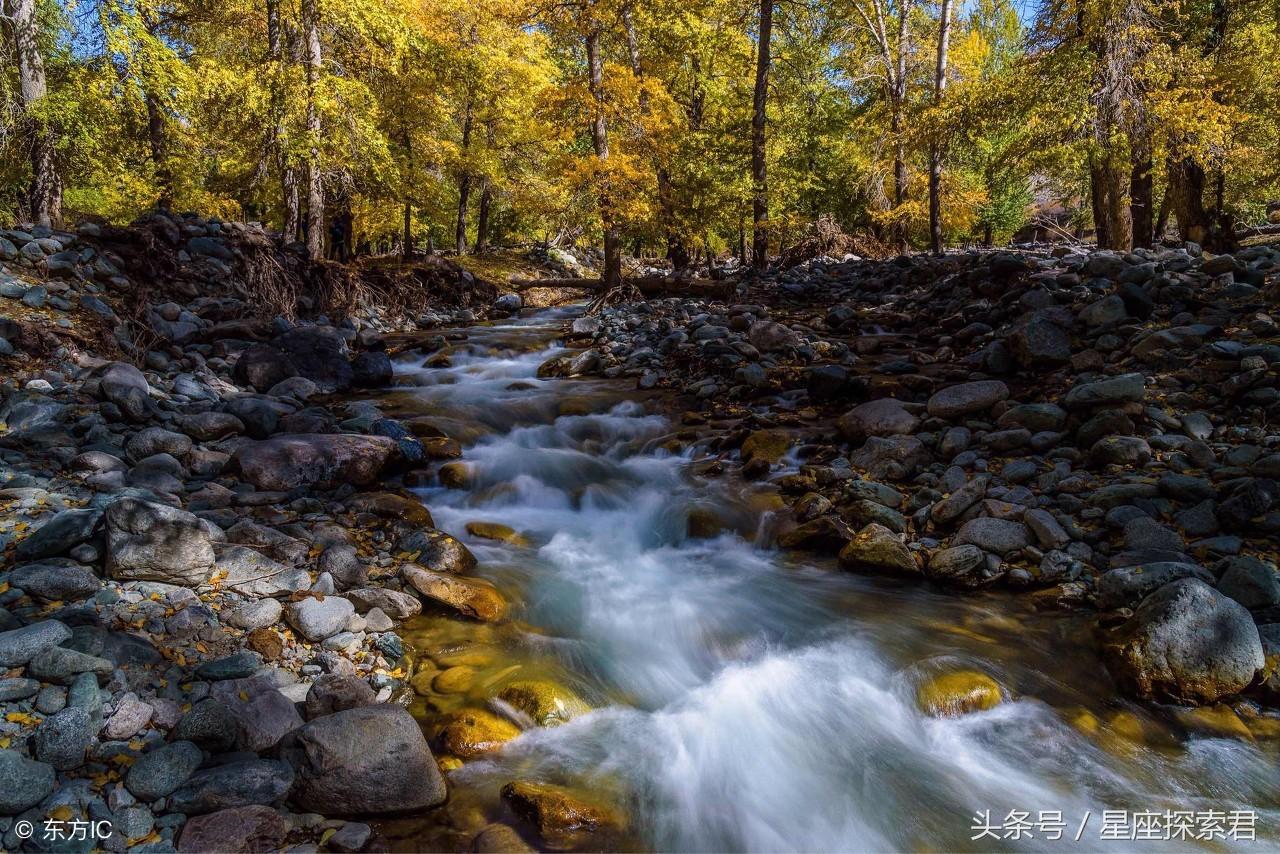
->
<box><xmin>0</xmin><ymin>212</ymin><xmax>522</xmax><ymax>852</ymax></box>
<box><xmin>561</xmin><ymin>241</ymin><xmax>1280</xmax><ymax>714</ymax></box>
<box><xmin>4</xmin><ymin>209</ymin><xmax>1280</xmax><ymax>852</ymax></box>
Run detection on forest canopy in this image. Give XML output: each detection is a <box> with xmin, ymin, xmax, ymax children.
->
<box><xmin>2</xmin><ymin>0</ymin><xmax>1278</xmax><ymax>267</ymax></box>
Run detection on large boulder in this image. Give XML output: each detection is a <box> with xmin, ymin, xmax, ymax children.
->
<box><xmin>273</xmin><ymin>326</ymin><xmax>353</xmax><ymax>392</ymax></box>
<box><xmin>231</xmin><ymin>434</ymin><xmax>398</xmax><ymax>491</ymax></box>
<box><xmin>105</xmin><ymin>498</ymin><xmax>216</xmax><ymax>586</ymax></box>
<box><xmin>280</xmin><ymin>704</ymin><xmax>447</xmax><ymax>815</ymax></box>
<box><xmin>1103</xmin><ymin>578</ymin><xmax>1263</xmax><ymax>704</ymax></box>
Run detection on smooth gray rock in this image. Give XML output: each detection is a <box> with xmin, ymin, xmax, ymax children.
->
<box><xmin>224</xmin><ymin>599</ymin><xmax>283</xmax><ymax>632</ymax></box>
<box><xmin>926</xmin><ymin>381</ymin><xmax>1009</xmax><ymax>419</ymax></box>
<box><xmin>954</xmin><ymin>517</ymin><xmax>1031</xmax><ymax>555</ymax></box>
<box><xmin>285</xmin><ymin>596</ymin><xmax>355</xmax><ymax>642</ymax></box>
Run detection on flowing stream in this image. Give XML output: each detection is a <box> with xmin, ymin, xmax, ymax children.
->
<box><xmin>374</xmin><ymin>307</ymin><xmax>1280</xmax><ymax>852</ymax></box>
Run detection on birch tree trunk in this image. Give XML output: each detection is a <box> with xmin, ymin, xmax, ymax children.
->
<box><xmin>928</xmin><ymin>0</ymin><xmax>952</xmax><ymax>256</ymax></box>
<box><xmin>11</xmin><ymin>0</ymin><xmax>59</xmax><ymax>227</ymax></box>
<box><xmin>301</xmin><ymin>0</ymin><xmax>324</xmax><ymax>259</ymax></box>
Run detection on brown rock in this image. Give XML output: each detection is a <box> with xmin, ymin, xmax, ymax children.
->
<box><xmin>177</xmin><ymin>805</ymin><xmax>289</xmax><ymax>853</ymax></box>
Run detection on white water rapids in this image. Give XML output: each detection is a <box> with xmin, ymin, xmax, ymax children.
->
<box><xmin>385</xmin><ymin>307</ymin><xmax>1280</xmax><ymax>852</ymax></box>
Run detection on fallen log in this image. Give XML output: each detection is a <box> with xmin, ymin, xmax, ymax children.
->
<box><xmin>509</xmin><ymin>276</ymin><xmax>737</xmax><ymax>300</ymax></box>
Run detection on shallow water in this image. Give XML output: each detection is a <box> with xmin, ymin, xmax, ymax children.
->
<box><xmin>378</xmin><ymin>306</ymin><xmax>1280</xmax><ymax>852</ymax></box>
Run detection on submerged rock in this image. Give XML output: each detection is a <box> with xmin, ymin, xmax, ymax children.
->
<box><xmin>916</xmin><ymin>669</ymin><xmax>1003</xmax><ymax>717</ymax></box>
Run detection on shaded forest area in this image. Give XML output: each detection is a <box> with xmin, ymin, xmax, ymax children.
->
<box><xmin>2</xmin><ymin>0</ymin><xmax>1279</xmax><ymax>281</ymax></box>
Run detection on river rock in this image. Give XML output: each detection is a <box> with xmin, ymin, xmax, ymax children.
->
<box><xmin>926</xmin><ymin>381</ymin><xmax>1009</xmax><ymax>419</ymax></box>
<box><xmin>346</xmin><ymin>587</ymin><xmax>422</xmax><ymax>620</ymax></box>
<box><xmin>177</xmin><ymin>804</ymin><xmax>290</xmax><ymax>853</ymax></box>
<box><xmin>281</xmin><ymin>704</ymin><xmax>447</xmax><ymax>814</ymax></box>
<box><xmin>403</xmin><ymin>564</ymin><xmax>507</xmax><ymax>621</ymax></box>
<box><xmin>231</xmin><ymin>433</ymin><xmax>397</xmax><ymax>490</ymax></box>
<box><xmin>99</xmin><ymin>361</ymin><xmax>152</xmax><ymax>421</ymax></box>
<box><xmin>849</xmin><ymin>435</ymin><xmax>930</xmax><ymax>481</ymax></box>
<box><xmin>1103</xmin><ymin>577</ymin><xmax>1263</xmax><ymax>704</ymax></box>
<box><xmin>916</xmin><ymin>669</ymin><xmax>1003</xmax><ymax>717</ymax></box>
<box><xmin>32</xmin><ymin>706</ymin><xmax>95</xmax><ymax>769</ymax></box>
<box><xmin>438</xmin><ymin>707</ymin><xmax>522</xmax><ymax>758</ymax></box>
<box><xmin>285</xmin><ymin>595</ymin><xmax>355</xmax><ymax>641</ymax></box>
<box><xmin>0</xmin><ymin>619</ymin><xmax>72</xmax><ymax>667</ymax></box>
<box><xmin>105</xmin><ymin>497</ymin><xmax>216</xmax><ymax>585</ymax></box>
<box><xmin>273</xmin><ymin>326</ymin><xmax>353</xmax><ymax>392</ymax></box>
<box><xmin>838</xmin><ymin>523</ymin><xmax>919</xmax><ymax>575</ymax></box>
<box><xmin>167</xmin><ymin>759</ymin><xmax>295</xmax><ymax>815</ymax></box>
<box><xmin>836</xmin><ymin>398</ymin><xmax>919</xmax><ymax>443</ymax></box>
<box><xmin>1062</xmin><ymin>373</ymin><xmax>1145</xmax><ymax>409</ymax></box>
<box><xmin>498</xmin><ymin>680</ymin><xmax>590</xmax><ymax>727</ymax></box>
<box><xmin>225</xmin><ymin>598</ymin><xmax>284</xmax><ymax>632</ymax></box>
<box><xmin>9</xmin><ymin>561</ymin><xmax>101</xmax><ymax>601</ymax></box>
<box><xmin>303</xmin><ymin>674</ymin><xmax>376</xmax><ymax>719</ymax></box>
<box><xmin>233</xmin><ymin>343</ymin><xmax>298</xmax><ymax>391</ymax></box>
<box><xmin>1216</xmin><ymin>556</ymin><xmax>1280</xmax><ymax>609</ymax></box>
<box><xmin>926</xmin><ymin>544</ymin><xmax>998</xmax><ymax>589</ymax></box>
<box><xmin>0</xmin><ymin>750</ymin><xmax>55</xmax><ymax>815</ymax></box>
<box><xmin>174</xmin><ymin>699</ymin><xmax>238</xmax><ymax>752</ymax></box>
<box><xmin>400</xmin><ymin>530</ymin><xmax>477</xmax><ymax>574</ymax></box>
<box><xmin>500</xmin><ymin>781</ymin><xmax>623</xmax><ymax>849</ymax></box>
<box><xmin>352</xmin><ymin>351</ymin><xmax>394</xmax><ymax>387</ymax></box>
<box><xmin>126</xmin><ymin>740</ymin><xmax>204</xmax><ymax>801</ymax></box>
<box><xmin>953</xmin><ymin>517</ymin><xmax>1031</xmax><ymax>555</ymax></box>
<box><xmin>14</xmin><ymin>508</ymin><xmax>102</xmax><ymax>560</ymax></box>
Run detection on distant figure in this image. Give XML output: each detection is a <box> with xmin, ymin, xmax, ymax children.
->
<box><xmin>328</xmin><ymin>211</ymin><xmax>353</xmax><ymax>262</ymax></box>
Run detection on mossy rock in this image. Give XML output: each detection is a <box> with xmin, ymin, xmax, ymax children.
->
<box><xmin>434</xmin><ymin>665</ymin><xmax>478</xmax><ymax>695</ymax></box>
<box><xmin>498</xmin><ymin>680</ymin><xmax>590</xmax><ymax>726</ymax></box>
<box><xmin>686</xmin><ymin>506</ymin><xmax>725</xmax><ymax>539</ymax></box>
<box><xmin>557</xmin><ymin>398</ymin><xmax>595</xmax><ymax>417</ymax></box>
<box><xmin>915</xmin><ymin>669</ymin><xmax>1003</xmax><ymax>717</ymax></box>
<box><xmin>438</xmin><ymin>708</ymin><xmax>522</xmax><ymax>758</ymax></box>
<box><xmin>740</xmin><ymin>429</ymin><xmax>791</xmax><ymax>465</ymax></box>
<box><xmin>410</xmin><ymin>666</ymin><xmax>440</xmax><ymax>696</ymax></box>
<box><xmin>500</xmin><ymin>780</ymin><xmax>624</xmax><ymax>848</ymax></box>
<box><xmin>1175</xmin><ymin>704</ymin><xmax>1254</xmax><ymax>741</ymax></box>
<box><xmin>466</xmin><ymin>521</ymin><xmax>529</xmax><ymax>546</ymax></box>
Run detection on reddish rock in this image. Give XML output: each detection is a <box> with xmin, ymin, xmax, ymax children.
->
<box><xmin>177</xmin><ymin>805</ymin><xmax>289</xmax><ymax>853</ymax></box>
